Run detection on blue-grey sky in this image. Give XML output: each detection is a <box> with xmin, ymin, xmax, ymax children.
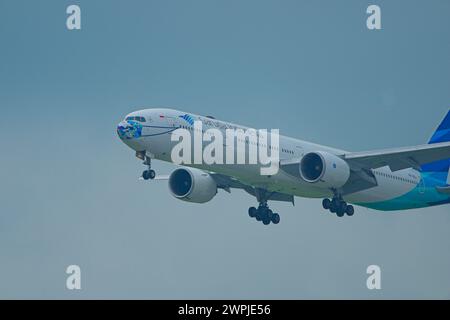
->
<box><xmin>1</xmin><ymin>0</ymin><xmax>450</xmax><ymax>299</ymax></box>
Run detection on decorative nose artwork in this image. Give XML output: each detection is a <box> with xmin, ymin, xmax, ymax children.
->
<box><xmin>117</xmin><ymin>121</ymin><xmax>143</xmax><ymax>140</ymax></box>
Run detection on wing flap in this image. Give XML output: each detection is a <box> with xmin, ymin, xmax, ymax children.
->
<box><xmin>210</xmin><ymin>172</ymin><xmax>295</xmax><ymax>204</ymax></box>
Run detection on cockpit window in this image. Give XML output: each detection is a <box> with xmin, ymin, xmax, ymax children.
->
<box><xmin>126</xmin><ymin>116</ymin><xmax>146</xmax><ymax>122</ymax></box>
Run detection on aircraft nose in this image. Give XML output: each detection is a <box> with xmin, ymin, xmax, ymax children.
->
<box><xmin>117</xmin><ymin>121</ymin><xmax>131</xmax><ymax>140</ymax></box>
<box><xmin>116</xmin><ymin>119</ymin><xmax>143</xmax><ymax>140</ymax></box>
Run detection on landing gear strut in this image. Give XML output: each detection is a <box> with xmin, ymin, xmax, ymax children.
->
<box><xmin>322</xmin><ymin>193</ymin><xmax>354</xmax><ymax>217</ymax></box>
<box><xmin>248</xmin><ymin>202</ymin><xmax>280</xmax><ymax>225</ymax></box>
<box><xmin>142</xmin><ymin>156</ymin><xmax>156</xmax><ymax>180</ymax></box>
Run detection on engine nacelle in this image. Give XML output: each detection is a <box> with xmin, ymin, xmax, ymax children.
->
<box><xmin>299</xmin><ymin>151</ymin><xmax>350</xmax><ymax>188</ymax></box>
<box><xmin>168</xmin><ymin>167</ymin><xmax>217</xmax><ymax>203</ymax></box>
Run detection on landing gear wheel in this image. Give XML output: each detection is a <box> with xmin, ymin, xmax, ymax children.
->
<box><xmin>142</xmin><ymin>155</ymin><xmax>155</xmax><ymax>180</ymax></box>
<box><xmin>260</xmin><ymin>207</ymin><xmax>274</xmax><ymax>225</ymax></box>
<box><xmin>250</xmin><ymin>194</ymin><xmax>281</xmax><ymax>225</ymax></box>
<box><xmin>271</xmin><ymin>213</ymin><xmax>280</xmax><ymax>224</ymax></box>
<box><xmin>330</xmin><ymin>198</ymin><xmax>340</xmax><ymax>213</ymax></box>
<box><xmin>336</xmin><ymin>207</ymin><xmax>345</xmax><ymax>217</ymax></box>
<box><xmin>336</xmin><ymin>201</ymin><xmax>346</xmax><ymax>217</ymax></box>
<box><xmin>330</xmin><ymin>204</ymin><xmax>337</xmax><ymax>213</ymax></box>
<box><xmin>322</xmin><ymin>198</ymin><xmax>331</xmax><ymax>210</ymax></box>
<box><xmin>142</xmin><ymin>169</ymin><xmax>156</xmax><ymax>180</ymax></box>
<box><xmin>324</xmin><ymin>193</ymin><xmax>355</xmax><ymax>217</ymax></box>
<box><xmin>346</xmin><ymin>205</ymin><xmax>355</xmax><ymax>216</ymax></box>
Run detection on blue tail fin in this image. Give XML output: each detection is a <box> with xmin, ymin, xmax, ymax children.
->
<box><xmin>428</xmin><ymin>110</ymin><xmax>450</xmax><ymax>144</ymax></box>
<box><xmin>421</xmin><ymin>110</ymin><xmax>450</xmax><ymax>177</ymax></box>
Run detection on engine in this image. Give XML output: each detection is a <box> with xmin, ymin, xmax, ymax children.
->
<box><xmin>299</xmin><ymin>151</ymin><xmax>350</xmax><ymax>188</ymax></box>
<box><xmin>168</xmin><ymin>167</ymin><xmax>217</xmax><ymax>203</ymax></box>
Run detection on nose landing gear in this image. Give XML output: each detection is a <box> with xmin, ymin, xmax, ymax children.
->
<box><xmin>142</xmin><ymin>156</ymin><xmax>156</xmax><ymax>180</ymax></box>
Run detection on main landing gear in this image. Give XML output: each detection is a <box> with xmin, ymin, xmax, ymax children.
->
<box><xmin>142</xmin><ymin>156</ymin><xmax>156</xmax><ymax>180</ymax></box>
<box><xmin>248</xmin><ymin>201</ymin><xmax>280</xmax><ymax>225</ymax></box>
<box><xmin>322</xmin><ymin>195</ymin><xmax>354</xmax><ymax>217</ymax></box>
<box><xmin>248</xmin><ymin>189</ymin><xmax>281</xmax><ymax>225</ymax></box>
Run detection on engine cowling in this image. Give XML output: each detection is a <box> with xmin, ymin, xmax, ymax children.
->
<box><xmin>299</xmin><ymin>151</ymin><xmax>350</xmax><ymax>188</ymax></box>
<box><xmin>168</xmin><ymin>167</ymin><xmax>217</xmax><ymax>203</ymax></box>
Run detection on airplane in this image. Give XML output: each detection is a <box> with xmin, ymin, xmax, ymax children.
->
<box><xmin>117</xmin><ymin>108</ymin><xmax>450</xmax><ymax>225</ymax></box>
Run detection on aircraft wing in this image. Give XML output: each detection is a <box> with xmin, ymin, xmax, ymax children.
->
<box><xmin>153</xmin><ymin>175</ymin><xmax>170</xmax><ymax>180</ymax></box>
<box><xmin>280</xmin><ymin>141</ymin><xmax>450</xmax><ymax>196</ymax></box>
<box><xmin>139</xmin><ymin>175</ymin><xmax>170</xmax><ymax>181</ymax></box>
<box><xmin>210</xmin><ymin>172</ymin><xmax>295</xmax><ymax>204</ymax></box>
<box><xmin>343</xmin><ymin>141</ymin><xmax>450</xmax><ymax>172</ymax></box>
<box><xmin>209</xmin><ymin>173</ymin><xmax>249</xmax><ymax>191</ymax></box>
<box><xmin>140</xmin><ymin>170</ymin><xmax>295</xmax><ymax>204</ymax></box>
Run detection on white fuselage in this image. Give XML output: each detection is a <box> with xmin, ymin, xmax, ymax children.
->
<box><xmin>119</xmin><ymin>108</ymin><xmax>420</xmax><ymax>206</ymax></box>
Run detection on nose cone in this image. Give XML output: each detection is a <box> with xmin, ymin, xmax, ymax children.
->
<box><xmin>117</xmin><ymin>121</ymin><xmax>131</xmax><ymax>140</ymax></box>
<box><xmin>117</xmin><ymin>120</ymin><xmax>143</xmax><ymax>140</ymax></box>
